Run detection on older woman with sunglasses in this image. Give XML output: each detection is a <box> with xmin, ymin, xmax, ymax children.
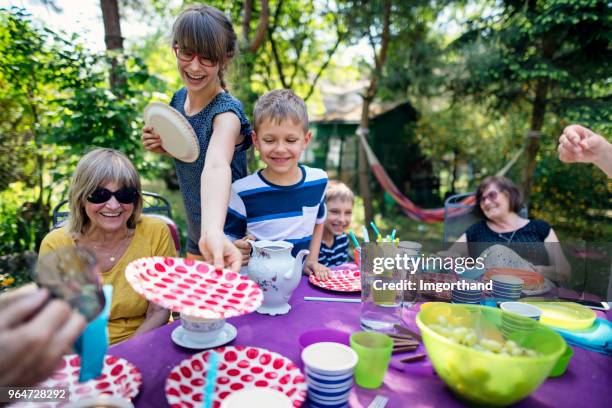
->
<box><xmin>450</xmin><ymin>176</ymin><xmax>570</xmax><ymax>282</ymax></box>
<box><xmin>39</xmin><ymin>148</ymin><xmax>176</xmax><ymax>344</ymax></box>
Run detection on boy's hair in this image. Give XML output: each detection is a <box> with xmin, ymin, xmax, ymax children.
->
<box><xmin>253</xmin><ymin>89</ymin><xmax>309</xmax><ymax>133</ymax></box>
<box><xmin>326</xmin><ymin>180</ymin><xmax>354</xmax><ymax>204</ymax></box>
<box><xmin>172</xmin><ymin>4</ymin><xmax>237</xmax><ymax>89</ymax></box>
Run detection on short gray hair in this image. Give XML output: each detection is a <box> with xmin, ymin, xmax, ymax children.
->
<box><xmin>253</xmin><ymin>89</ymin><xmax>309</xmax><ymax>133</ymax></box>
<box><xmin>67</xmin><ymin>148</ymin><xmax>142</xmax><ymax>235</ymax></box>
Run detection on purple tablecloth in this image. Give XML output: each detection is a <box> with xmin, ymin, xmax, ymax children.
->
<box><xmin>111</xmin><ymin>277</ymin><xmax>612</xmax><ymax>408</ymax></box>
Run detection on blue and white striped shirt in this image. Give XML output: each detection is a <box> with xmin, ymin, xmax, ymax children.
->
<box><xmin>318</xmin><ymin>233</ymin><xmax>349</xmax><ymax>267</ymax></box>
<box><xmin>224</xmin><ymin>165</ymin><xmax>328</xmax><ymax>256</ymax></box>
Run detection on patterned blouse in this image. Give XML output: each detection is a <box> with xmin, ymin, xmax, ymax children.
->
<box><xmin>465</xmin><ymin>219</ymin><xmax>552</xmax><ymax>265</ymax></box>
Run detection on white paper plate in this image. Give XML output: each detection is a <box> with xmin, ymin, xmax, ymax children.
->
<box><xmin>144</xmin><ymin>102</ymin><xmax>199</xmax><ymax>162</ymax></box>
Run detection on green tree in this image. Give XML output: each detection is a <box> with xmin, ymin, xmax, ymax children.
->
<box><xmin>0</xmin><ymin>8</ymin><xmax>157</xmax><ymax>252</ymax></box>
<box><xmin>450</xmin><ymin>0</ymin><xmax>611</xmax><ymax>203</ymax></box>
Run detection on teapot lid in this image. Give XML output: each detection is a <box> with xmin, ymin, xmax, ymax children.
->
<box><xmin>251</xmin><ymin>240</ymin><xmax>293</xmax><ymax>250</ymax></box>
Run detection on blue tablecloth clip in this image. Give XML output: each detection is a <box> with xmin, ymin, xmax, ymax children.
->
<box><xmin>74</xmin><ymin>284</ymin><xmax>113</xmax><ymax>382</ymax></box>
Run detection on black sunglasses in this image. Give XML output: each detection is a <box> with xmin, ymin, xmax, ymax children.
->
<box><xmin>87</xmin><ymin>187</ymin><xmax>138</xmax><ymax>204</ymax></box>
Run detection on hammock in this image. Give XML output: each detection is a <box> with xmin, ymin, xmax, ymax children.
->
<box><xmin>357</xmin><ymin>130</ymin><xmax>523</xmax><ymax>223</ymax></box>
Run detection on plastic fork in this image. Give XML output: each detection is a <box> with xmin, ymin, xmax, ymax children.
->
<box><xmin>367</xmin><ymin>395</ymin><xmax>389</xmax><ymax>408</ymax></box>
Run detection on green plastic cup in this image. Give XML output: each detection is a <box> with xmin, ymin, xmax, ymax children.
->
<box><xmin>350</xmin><ymin>331</ymin><xmax>392</xmax><ymax>389</ymax></box>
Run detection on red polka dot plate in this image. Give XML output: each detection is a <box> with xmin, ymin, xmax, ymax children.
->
<box><xmin>309</xmin><ymin>269</ymin><xmax>361</xmax><ymax>292</ymax></box>
<box><xmin>125</xmin><ymin>257</ymin><xmax>263</xmax><ymax>319</ymax></box>
<box><xmin>12</xmin><ymin>355</ymin><xmax>141</xmax><ymax>408</ymax></box>
<box><xmin>165</xmin><ymin>346</ymin><xmax>307</xmax><ymax>408</ymax></box>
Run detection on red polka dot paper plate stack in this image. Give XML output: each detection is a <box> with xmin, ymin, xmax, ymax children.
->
<box><xmin>309</xmin><ymin>269</ymin><xmax>361</xmax><ymax>292</ymax></box>
<box><xmin>165</xmin><ymin>346</ymin><xmax>307</xmax><ymax>408</ymax></box>
<box><xmin>125</xmin><ymin>257</ymin><xmax>264</xmax><ymax>319</ymax></box>
<box><xmin>13</xmin><ymin>355</ymin><xmax>141</xmax><ymax>408</ymax></box>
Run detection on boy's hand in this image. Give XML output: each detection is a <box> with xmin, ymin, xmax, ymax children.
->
<box><xmin>304</xmin><ymin>261</ymin><xmax>331</xmax><ymax>280</ymax></box>
<box><xmin>199</xmin><ymin>230</ymin><xmax>242</xmax><ymax>272</ymax></box>
<box><xmin>234</xmin><ymin>235</ymin><xmax>255</xmax><ymax>266</ymax></box>
<box><xmin>142</xmin><ymin>125</ymin><xmax>168</xmax><ymax>154</ymax></box>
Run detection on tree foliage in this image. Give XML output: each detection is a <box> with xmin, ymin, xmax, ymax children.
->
<box><xmin>449</xmin><ymin>0</ymin><xmax>611</xmax><ymax>199</ymax></box>
<box><xmin>0</xmin><ymin>7</ymin><xmax>160</xmax><ymax>253</ymax></box>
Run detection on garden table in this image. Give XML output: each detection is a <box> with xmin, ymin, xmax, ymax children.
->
<box><xmin>111</xmin><ymin>275</ymin><xmax>612</xmax><ymax>408</ymax></box>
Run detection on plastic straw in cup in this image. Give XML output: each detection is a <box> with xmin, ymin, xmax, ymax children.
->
<box><xmin>348</xmin><ymin>230</ymin><xmax>360</xmax><ymax>249</ymax></box>
<box><xmin>203</xmin><ymin>351</ymin><xmax>219</xmax><ymax>408</ymax></box>
<box><xmin>370</xmin><ymin>221</ymin><xmax>381</xmax><ymax>237</ymax></box>
<box><xmin>391</xmin><ymin>229</ymin><xmax>396</xmax><ymax>241</ymax></box>
<box><xmin>362</xmin><ymin>226</ymin><xmax>370</xmax><ymax>243</ymax></box>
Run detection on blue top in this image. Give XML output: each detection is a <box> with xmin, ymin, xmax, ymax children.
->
<box><xmin>465</xmin><ymin>219</ymin><xmax>552</xmax><ymax>265</ymax></box>
<box><xmin>170</xmin><ymin>89</ymin><xmax>252</xmax><ymax>254</ymax></box>
<box><xmin>224</xmin><ymin>165</ymin><xmax>328</xmax><ymax>257</ymax></box>
<box><xmin>318</xmin><ymin>233</ymin><xmax>349</xmax><ymax>267</ymax></box>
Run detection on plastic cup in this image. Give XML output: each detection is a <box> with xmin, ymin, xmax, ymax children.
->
<box><xmin>500</xmin><ymin>302</ymin><xmax>542</xmax><ymax>320</ymax></box>
<box><xmin>299</xmin><ymin>329</ymin><xmax>350</xmax><ymax>352</ymax></box>
<box><xmin>350</xmin><ymin>331</ymin><xmax>392</xmax><ymax>389</ymax></box>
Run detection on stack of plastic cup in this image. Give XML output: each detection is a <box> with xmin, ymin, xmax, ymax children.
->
<box><xmin>451</xmin><ymin>279</ymin><xmax>483</xmax><ymax>304</ymax></box>
<box><xmin>500</xmin><ymin>302</ymin><xmax>542</xmax><ymax>321</ymax></box>
<box><xmin>301</xmin><ymin>342</ymin><xmax>358</xmax><ymax>408</ymax></box>
<box><xmin>500</xmin><ymin>305</ymin><xmax>539</xmax><ymax>340</ymax></box>
<box><xmin>491</xmin><ymin>275</ymin><xmax>524</xmax><ymax>301</ymax></box>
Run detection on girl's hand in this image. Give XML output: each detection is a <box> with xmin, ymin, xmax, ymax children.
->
<box><xmin>142</xmin><ymin>125</ymin><xmax>168</xmax><ymax>154</ymax></box>
<box><xmin>234</xmin><ymin>235</ymin><xmax>255</xmax><ymax>266</ymax></box>
<box><xmin>199</xmin><ymin>230</ymin><xmax>242</xmax><ymax>272</ymax></box>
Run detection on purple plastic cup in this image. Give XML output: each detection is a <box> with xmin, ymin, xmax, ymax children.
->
<box><xmin>298</xmin><ymin>329</ymin><xmax>351</xmax><ymax>352</ymax></box>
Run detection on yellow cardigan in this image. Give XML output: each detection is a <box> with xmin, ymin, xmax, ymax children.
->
<box><xmin>39</xmin><ymin>216</ymin><xmax>177</xmax><ymax>344</ymax></box>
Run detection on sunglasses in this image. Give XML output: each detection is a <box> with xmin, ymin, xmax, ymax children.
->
<box><xmin>87</xmin><ymin>187</ymin><xmax>138</xmax><ymax>204</ymax></box>
<box><xmin>172</xmin><ymin>44</ymin><xmax>215</xmax><ymax>67</ymax></box>
<box><xmin>481</xmin><ymin>190</ymin><xmax>499</xmax><ymax>203</ymax></box>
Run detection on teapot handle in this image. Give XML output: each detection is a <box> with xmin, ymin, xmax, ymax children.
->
<box><xmin>245</xmin><ymin>239</ymin><xmax>256</xmax><ymax>257</ymax></box>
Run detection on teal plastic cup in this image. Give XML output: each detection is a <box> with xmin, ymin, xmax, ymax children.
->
<box><xmin>350</xmin><ymin>331</ymin><xmax>392</xmax><ymax>389</ymax></box>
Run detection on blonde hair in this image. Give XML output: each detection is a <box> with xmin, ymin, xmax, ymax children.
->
<box><xmin>326</xmin><ymin>180</ymin><xmax>354</xmax><ymax>204</ymax></box>
<box><xmin>67</xmin><ymin>148</ymin><xmax>142</xmax><ymax>235</ymax></box>
<box><xmin>253</xmin><ymin>89</ymin><xmax>309</xmax><ymax>133</ymax></box>
<box><xmin>172</xmin><ymin>4</ymin><xmax>237</xmax><ymax>90</ymax></box>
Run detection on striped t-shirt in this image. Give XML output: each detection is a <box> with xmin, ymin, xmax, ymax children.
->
<box><xmin>319</xmin><ymin>233</ymin><xmax>349</xmax><ymax>267</ymax></box>
<box><xmin>224</xmin><ymin>165</ymin><xmax>328</xmax><ymax>256</ymax></box>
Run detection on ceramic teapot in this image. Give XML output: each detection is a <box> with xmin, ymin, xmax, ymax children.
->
<box><xmin>247</xmin><ymin>240</ymin><xmax>309</xmax><ymax>315</ymax></box>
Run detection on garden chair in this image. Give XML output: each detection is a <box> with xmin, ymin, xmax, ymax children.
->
<box><xmin>443</xmin><ymin>192</ymin><xmax>528</xmax><ymax>243</ymax></box>
<box><xmin>51</xmin><ymin>191</ymin><xmax>182</xmax><ymax>253</ymax></box>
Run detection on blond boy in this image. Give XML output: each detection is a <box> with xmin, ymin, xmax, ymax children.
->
<box><xmin>319</xmin><ymin>181</ymin><xmax>354</xmax><ymax>267</ymax></box>
<box><xmin>224</xmin><ymin>89</ymin><xmax>330</xmax><ymax>279</ymax></box>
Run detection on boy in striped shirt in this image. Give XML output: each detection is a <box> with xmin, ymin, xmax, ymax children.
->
<box><xmin>224</xmin><ymin>89</ymin><xmax>331</xmax><ymax>279</ymax></box>
<box><xmin>318</xmin><ymin>181</ymin><xmax>354</xmax><ymax>267</ymax></box>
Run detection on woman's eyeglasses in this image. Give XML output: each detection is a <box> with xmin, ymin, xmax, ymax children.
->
<box><xmin>172</xmin><ymin>44</ymin><xmax>215</xmax><ymax>67</ymax></box>
<box><xmin>87</xmin><ymin>187</ymin><xmax>138</xmax><ymax>204</ymax></box>
<box><xmin>481</xmin><ymin>190</ymin><xmax>499</xmax><ymax>203</ymax></box>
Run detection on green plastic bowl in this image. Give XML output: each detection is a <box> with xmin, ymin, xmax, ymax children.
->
<box><xmin>416</xmin><ymin>303</ymin><xmax>566</xmax><ymax>406</ymax></box>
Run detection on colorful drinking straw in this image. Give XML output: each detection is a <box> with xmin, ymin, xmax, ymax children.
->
<box><xmin>348</xmin><ymin>230</ymin><xmax>360</xmax><ymax>249</ymax></box>
<box><xmin>203</xmin><ymin>351</ymin><xmax>219</xmax><ymax>408</ymax></box>
<box><xmin>391</xmin><ymin>229</ymin><xmax>397</xmax><ymax>241</ymax></box>
<box><xmin>362</xmin><ymin>226</ymin><xmax>370</xmax><ymax>243</ymax></box>
<box><xmin>370</xmin><ymin>221</ymin><xmax>381</xmax><ymax>237</ymax></box>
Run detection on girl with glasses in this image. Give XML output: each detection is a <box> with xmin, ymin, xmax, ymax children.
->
<box><xmin>141</xmin><ymin>4</ymin><xmax>251</xmax><ymax>271</ymax></box>
<box><xmin>39</xmin><ymin>148</ymin><xmax>176</xmax><ymax>344</ymax></box>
